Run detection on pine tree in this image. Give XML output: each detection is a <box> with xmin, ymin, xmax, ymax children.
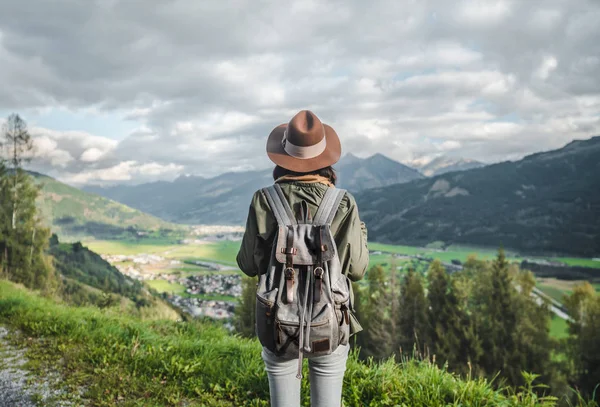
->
<box><xmin>475</xmin><ymin>247</ymin><xmax>522</xmax><ymax>384</ymax></box>
<box><xmin>234</xmin><ymin>275</ymin><xmax>256</xmax><ymax>338</ymax></box>
<box><xmin>360</xmin><ymin>265</ymin><xmax>393</xmax><ymax>360</ymax></box>
<box><xmin>397</xmin><ymin>267</ymin><xmax>427</xmax><ymax>359</ymax></box>
<box><xmin>564</xmin><ymin>282</ymin><xmax>600</xmax><ymax>400</ymax></box>
<box><xmin>0</xmin><ymin>114</ymin><xmax>55</xmax><ymax>292</ymax></box>
<box><xmin>427</xmin><ymin>260</ymin><xmax>472</xmax><ymax>372</ymax></box>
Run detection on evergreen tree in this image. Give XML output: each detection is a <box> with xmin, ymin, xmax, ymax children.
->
<box><xmin>389</xmin><ymin>257</ymin><xmax>400</xmax><ymax>352</ymax></box>
<box><xmin>360</xmin><ymin>265</ymin><xmax>393</xmax><ymax>360</ymax></box>
<box><xmin>397</xmin><ymin>267</ymin><xmax>427</xmax><ymax>358</ymax></box>
<box><xmin>0</xmin><ymin>114</ymin><xmax>55</xmax><ymax>292</ymax></box>
<box><xmin>512</xmin><ymin>268</ymin><xmax>554</xmax><ymax>386</ymax></box>
<box><xmin>234</xmin><ymin>275</ymin><xmax>256</xmax><ymax>338</ymax></box>
<box><xmin>564</xmin><ymin>282</ymin><xmax>600</xmax><ymax>400</ymax></box>
<box><xmin>474</xmin><ymin>247</ymin><xmax>520</xmax><ymax>383</ymax></box>
<box><xmin>427</xmin><ymin>260</ymin><xmax>473</xmax><ymax>373</ymax></box>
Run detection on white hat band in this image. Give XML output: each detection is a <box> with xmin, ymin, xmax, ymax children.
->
<box><xmin>282</xmin><ymin>128</ymin><xmax>327</xmax><ymax>159</ymax></box>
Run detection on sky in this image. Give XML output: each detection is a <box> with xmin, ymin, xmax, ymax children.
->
<box><xmin>0</xmin><ymin>0</ymin><xmax>599</xmax><ymax>185</ymax></box>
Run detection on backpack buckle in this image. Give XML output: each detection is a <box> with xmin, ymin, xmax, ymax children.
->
<box><xmin>313</xmin><ymin>267</ymin><xmax>324</xmax><ymax>303</ymax></box>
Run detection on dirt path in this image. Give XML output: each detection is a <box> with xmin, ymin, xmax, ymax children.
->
<box><xmin>0</xmin><ymin>326</ymin><xmax>81</xmax><ymax>406</ymax></box>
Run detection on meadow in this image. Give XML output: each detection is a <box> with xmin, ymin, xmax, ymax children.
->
<box><xmin>1</xmin><ymin>279</ymin><xmax>592</xmax><ymax>407</ymax></box>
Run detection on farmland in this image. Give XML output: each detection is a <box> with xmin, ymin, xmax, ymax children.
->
<box><xmin>84</xmin><ymin>236</ymin><xmax>600</xmax><ymax>338</ymax></box>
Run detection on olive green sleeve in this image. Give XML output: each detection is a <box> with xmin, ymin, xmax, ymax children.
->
<box><xmin>332</xmin><ymin>192</ymin><xmax>369</xmax><ymax>282</ymax></box>
<box><xmin>236</xmin><ymin>190</ymin><xmax>276</xmax><ymax>277</ymax></box>
<box><xmin>236</xmin><ymin>192</ymin><xmax>260</xmax><ymax>277</ymax></box>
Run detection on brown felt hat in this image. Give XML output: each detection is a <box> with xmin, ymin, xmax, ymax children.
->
<box><xmin>266</xmin><ymin>110</ymin><xmax>341</xmax><ymax>173</ymax></box>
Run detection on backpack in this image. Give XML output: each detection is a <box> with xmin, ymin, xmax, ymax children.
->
<box><xmin>255</xmin><ymin>184</ymin><xmax>352</xmax><ymax>379</ymax></box>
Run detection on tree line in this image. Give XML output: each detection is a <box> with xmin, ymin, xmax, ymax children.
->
<box><xmin>0</xmin><ymin>113</ymin><xmax>56</xmax><ymax>292</ymax></box>
<box><xmin>0</xmin><ymin>113</ymin><xmax>151</xmax><ymax>310</ymax></box>
<box><xmin>236</xmin><ymin>250</ymin><xmax>600</xmax><ymax>402</ymax></box>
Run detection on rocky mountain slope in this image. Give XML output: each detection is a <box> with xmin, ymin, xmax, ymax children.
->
<box><xmin>356</xmin><ymin>136</ymin><xmax>600</xmax><ymax>256</ymax></box>
<box><xmin>409</xmin><ymin>156</ymin><xmax>484</xmax><ymax>176</ymax></box>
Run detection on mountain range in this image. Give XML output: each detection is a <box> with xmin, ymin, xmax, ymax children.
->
<box><xmin>410</xmin><ymin>156</ymin><xmax>484</xmax><ymax>176</ymax></box>
<box><xmin>83</xmin><ymin>152</ymin><xmax>423</xmax><ymax>225</ymax></box>
<box><xmin>356</xmin><ymin>136</ymin><xmax>600</xmax><ymax>256</ymax></box>
<box><xmin>34</xmin><ymin>139</ymin><xmax>600</xmax><ymax>256</ymax></box>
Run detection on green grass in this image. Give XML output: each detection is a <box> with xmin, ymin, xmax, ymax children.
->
<box><xmin>84</xmin><ymin>240</ymin><xmax>176</xmax><ymax>256</ymax></box>
<box><xmin>32</xmin><ymin>173</ymin><xmax>183</xmax><ymax>239</ymax></box>
<box><xmin>537</xmin><ymin>284</ymin><xmax>571</xmax><ymax>303</ymax></box>
<box><xmin>166</xmin><ymin>241</ymin><xmax>241</xmax><ymax>266</ymax></box>
<box><xmin>2</xmin><ymin>278</ymin><xmax>589</xmax><ymax>407</ymax></box>
<box><xmin>85</xmin><ymin>239</ymin><xmax>242</xmax><ymax>267</ymax></box>
<box><xmin>549</xmin><ymin>316</ymin><xmax>569</xmax><ymax>339</ymax></box>
<box><xmin>368</xmin><ymin>243</ymin><xmax>514</xmax><ymax>264</ymax></box>
<box><xmin>556</xmin><ymin>258</ymin><xmax>600</xmax><ymax>269</ymax></box>
<box><xmin>145</xmin><ymin>280</ymin><xmax>188</xmax><ymax>295</ymax></box>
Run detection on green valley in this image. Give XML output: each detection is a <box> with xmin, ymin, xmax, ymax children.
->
<box><xmin>32</xmin><ymin>171</ymin><xmax>185</xmax><ymax>241</ymax></box>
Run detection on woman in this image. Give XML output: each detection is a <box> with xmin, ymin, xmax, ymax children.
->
<box><xmin>236</xmin><ymin>110</ymin><xmax>369</xmax><ymax>407</ymax></box>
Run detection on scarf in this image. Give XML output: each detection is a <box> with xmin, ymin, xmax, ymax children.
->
<box><xmin>275</xmin><ymin>174</ymin><xmax>334</xmax><ymax>187</ymax></box>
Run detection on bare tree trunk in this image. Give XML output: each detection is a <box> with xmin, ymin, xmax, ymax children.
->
<box><xmin>4</xmin><ymin>246</ymin><xmax>8</xmax><ymax>276</ymax></box>
<box><xmin>29</xmin><ymin>226</ymin><xmax>36</xmax><ymax>266</ymax></box>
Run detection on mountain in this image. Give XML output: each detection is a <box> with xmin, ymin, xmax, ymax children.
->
<box><xmin>31</xmin><ymin>171</ymin><xmax>181</xmax><ymax>240</ymax></box>
<box><xmin>356</xmin><ymin>136</ymin><xmax>600</xmax><ymax>256</ymax></box>
<box><xmin>85</xmin><ymin>170</ymin><xmax>274</xmax><ymax>225</ymax></box>
<box><xmin>85</xmin><ymin>154</ymin><xmax>420</xmax><ymax>225</ymax></box>
<box><xmin>336</xmin><ymin>153</ymin><xmax>423</xmax><ymax>190</ymax></box>
<box><xmin>409</xmin><ymin>156</ymin><xmax>485</xmax><ymax>176</ymax></box>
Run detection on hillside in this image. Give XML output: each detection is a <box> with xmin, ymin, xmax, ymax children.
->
<box><xmin>0</xmin><ymin>279</ymin><xmax>586</xmax><ymax>407</ymax></box>
<box><xmin>356</xmin><ymin>136</ymin><xmax>600</xmax><ymax>256</ymax></box>
<box><xmin>47</xmin><ymin>235</ymin><xmax>181</xmax><ymax>319</ymax></box>
<box><xmin>31</xmin><ymin>171</ymin><xmax>182</xmax><ymax>240</ymax></box>
<box><xmin>336</xmin><ymin>153</ymin><xmax>423</xmax><ymax>190</ymax></box>
<box><xmin>410</xmin><ymin>155</ymin><xmax>485</xmax><ymax>176</ymax></box>
<box><xmin>85</xmin><ymin>153</ymin><xmax>420</xmax><ymax>225</ymax></box>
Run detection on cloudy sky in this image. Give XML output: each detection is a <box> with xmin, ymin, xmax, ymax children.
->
<box><xmin>0</xmin><ymin>0</ymin><xmax>599</xmax><ymax>185</ymax></box>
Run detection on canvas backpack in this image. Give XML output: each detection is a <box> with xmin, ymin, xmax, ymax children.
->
<box><xmin>255</xmin><ymin>184</ymin><xmax>352</xmax><ymax>379</ymax></box>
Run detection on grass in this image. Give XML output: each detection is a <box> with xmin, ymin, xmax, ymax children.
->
<box><xmin>84</xmin><ymin>240</ymin><xmax>177</xmax><ymax>256</ymax></box>
<box><xmin>166</xmin><ymin>241</ymin><xmax>241</xmax><ymax>266</ymax></box>
<box><xmin>84</xmin><ymin>239</ymin><xmax>241</xmax><ymax>267</ymax></box>
<box><xmin>3</xmin><ymin>278</ymin><xmax>593</xmax><ymax>407</ymax></box>
<box><xmin>537</xmin><ymin>284</ymin><xmax>571</xmax><ymax>303</ymax></box>
<box><xmin>555</xmin><ymin>258</ymin><xmax>600</xmax><ymax>269</ymax></box>
<box><xmin>145</xmin><ymin>280</ymin><xmax>188</xmax><ymax>295</ymax></box>
<box><xmin>549</xmin><ymin>316</ymin><xmax>569</xmax><ymax>339</ymax></box>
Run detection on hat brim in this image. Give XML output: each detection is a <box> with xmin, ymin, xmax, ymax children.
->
<box><xmin>266</xmin><ymin>123</ymin><xmax>342</xmax><ymax>173</ymax></box>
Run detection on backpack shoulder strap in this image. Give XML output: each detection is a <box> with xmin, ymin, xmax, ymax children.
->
<box><xmin>262</xmin><ymin>184</ymin><xmax>297</xmax><ymax>226</ymax></box>
<box><xmin>313</xmin><ymin>187</ymin><xmax>346</xmax><ymax>226</ymax></box>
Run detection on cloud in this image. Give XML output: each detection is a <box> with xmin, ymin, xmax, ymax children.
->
<box><xmin>61</xmin><ymin>161</ymin><xmax>184</xmax><ymax>185</ymax></box>
<box><xmin>0</xmin><ymin>0</ymin><xmax>598</xmax><ymax>184</ymax></box>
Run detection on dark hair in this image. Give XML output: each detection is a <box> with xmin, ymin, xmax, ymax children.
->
<box><xmin>272</xmin><ymin>165</ymin><xmax>337</xmax><ymax>186</ymax></box>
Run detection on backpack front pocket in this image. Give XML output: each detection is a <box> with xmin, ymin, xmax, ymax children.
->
<box><xmin>255</xmin><ymin>288</ymin><xmax>278</xmax><ymax>352</ymax></box>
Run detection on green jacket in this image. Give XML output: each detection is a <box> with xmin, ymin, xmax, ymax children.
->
<box><xmin>236</xmin><ymin>180</ymin><xmax>369</xmax><ymax>282</ymax></box>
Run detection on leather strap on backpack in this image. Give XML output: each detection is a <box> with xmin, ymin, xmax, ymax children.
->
<box><xmin>283</xmin><ymin>226</ymin><xmax>296</xmax><ymax>303</ymax></box>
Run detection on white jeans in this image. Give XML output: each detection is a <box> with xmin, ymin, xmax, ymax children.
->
<box><xmin>261</xmin><ymin>344</ymin><xmax>349</xmax><ymax>407</ymax></box>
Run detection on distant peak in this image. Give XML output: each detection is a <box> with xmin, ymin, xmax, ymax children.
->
<box><xmin>174</xmin><ymin>174</ymin><xmax>204</xmax><ymax>183</ymax></box>
<box><xmin>366</xmin><ymin>153</ymin><xmax>394</xmax><ymax>162</ymax></box>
